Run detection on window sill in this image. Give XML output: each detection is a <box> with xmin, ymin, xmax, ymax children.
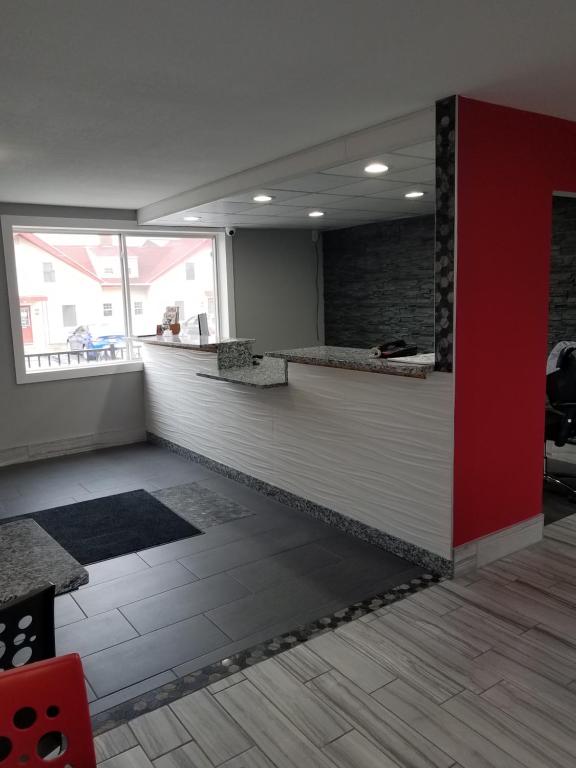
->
<box><xmin>16</xmin><ymin>360</ymin><xmax>144</xmax><ymax>385</ymax></box>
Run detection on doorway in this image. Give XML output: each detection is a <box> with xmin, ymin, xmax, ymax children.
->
<box><xmin>20</xmin><ymin>304</ymin><xmax>33</xmax><ymax>344</ymax></box>
<box><xmin>544</xmin><ymin>195</ymin><xmax>576</xmax><ymax>523</ymax></box>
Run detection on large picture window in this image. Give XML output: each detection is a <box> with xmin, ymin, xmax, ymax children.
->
<box><xmin>2</xmin><ymin>219</ymin><xmax>223</xmax><ymax>383</ymax></box>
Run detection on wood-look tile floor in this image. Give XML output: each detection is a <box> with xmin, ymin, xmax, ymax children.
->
<box><xmin>95</xmin><ymin>514</ymin><xmax>576</xmax><ymax>768</ymax></box>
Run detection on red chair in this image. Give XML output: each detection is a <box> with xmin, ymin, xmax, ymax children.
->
<box><xmin>0</xmin><ymin>654</ymin><xmax>96</xmax><ymax>768</ymax></box>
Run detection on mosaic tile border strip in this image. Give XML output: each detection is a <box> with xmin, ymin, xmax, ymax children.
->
<box><xmin>434</xmin><ymin>95</ymin><xmax>457</xmax><ymax>373</ymax></box>
<box><xmin>147</xmin><ymin>432</ymin><xmax>453</xmax><ymax>577</ymax></box>
<box><xmin>91</xmin><ymin>571</ymin><xmax>442</xmax><ymax>735</ymax></box>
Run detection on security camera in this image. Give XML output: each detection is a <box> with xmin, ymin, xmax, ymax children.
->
<box><xmin>225</xmin><ymin>226</ymin><xmax>237</xmax><ymax>237</ymax></box>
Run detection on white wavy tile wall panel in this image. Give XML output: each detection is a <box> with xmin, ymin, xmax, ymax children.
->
<box><xmin>144</xmin><ymin>346</ymin><xmax>454</xmax><ymax>558</ymax></box>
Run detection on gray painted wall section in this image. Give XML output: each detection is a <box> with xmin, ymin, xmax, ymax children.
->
<box><xmin>232</xmin><ymin>229</ymin><xmax>322</xmax><ymax>354</ymax></box>
<box><xmin>323</xmin><ymin>216</ymin><xmax>435</xmax><ymax>351</ymax></box>
<box><xmin>0</xmin><ymin>204</ymin><xmax>145</xmax><ymax>460</ymax></box>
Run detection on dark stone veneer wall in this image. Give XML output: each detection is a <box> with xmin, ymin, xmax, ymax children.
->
<box><xmin>549</xmin><ymin>196</ymin><xmax>576</xmax><ymax>351</ymax></box>
<box><xmin>322</xmin><ymin>215</ymin><xmax>435</xmax><ymax>351</ymax></box>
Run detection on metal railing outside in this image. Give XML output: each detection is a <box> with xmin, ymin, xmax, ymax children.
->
<box><xmin>24</xmin><ymin>344</ymin><xmax>142</xmax><ymax>370</ymax></box>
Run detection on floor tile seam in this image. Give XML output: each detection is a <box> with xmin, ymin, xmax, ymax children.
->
<box><xmin>116</xmin><ymin>582</ymin><xmax>256</xmax><ymax>635</ymax></box>
<box><xmin>182</xmin><ymin>538</ymin><xmax>345</xmax><ymax>585</ymax></box>
<box><xmin>125</xmin><ymin>724</ymin><xmax>196</xmax><ymax>762</ymax></box>
<box><xmin>241</xmin><ymin>671</ymin><xmax>357</xmax><ymax>746</ymax></box>
<box><xmin>77</xmin><ymin>572</ymin><xmax>201</xmax><ymax>617</ymax></box>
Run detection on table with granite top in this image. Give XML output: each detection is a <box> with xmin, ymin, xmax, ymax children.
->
<box><xmin>0</xmin><ymin>520</ymin><xmax>88</xmax><ymax>605</ymax></box>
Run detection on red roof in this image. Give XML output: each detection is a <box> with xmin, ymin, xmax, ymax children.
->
<box><xmin>15</xmin><ymin>234</ymin><xmax>210</xmax><ymax>285</ymax></box>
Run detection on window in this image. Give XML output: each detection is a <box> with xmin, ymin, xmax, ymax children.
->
<box><xmin>125</xmin><ymin>236</ymin><xmax>217</xmax><ymax>338</ymax></box>
<box><xmin>62</xmin><ymin>305</ymin><xmax>77</xmax><ymax>327</ymax></box>
<box><xmin>43</xmin><ymin>261</ymin><xmax>56</xmax><ymax>282</ymax></box>
<box><xmin>3</xmin><ymin>220</ymin><xmax>223</xmax><ymax>383</ymax></box>
<box><xmin>185</xmin><ymin>262</ymin><xmax>195</xmax><ymax>280</ymax></box>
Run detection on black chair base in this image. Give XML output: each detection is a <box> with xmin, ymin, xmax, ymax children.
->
<box><xmin>544</xmin><ymin>473</ymin><xmax>576</xmax><ymax>499</ymax></box>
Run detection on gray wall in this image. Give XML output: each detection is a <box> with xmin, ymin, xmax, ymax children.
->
<box><xmin>323</xmin><ymin>216</ymin><xmax>435</xmax><ymax>351</ymax></box>
<box><xmin>232</xmin><ymin>229</ymin><xmax>321</xmax><ymax>354</ymax></box>
<box><xmin>549</xmin><ymin>196</ymin><xmax>576</xmax><ymax>350</ymax></box>
<box><xmin>0</xmin><ymin>204</ymin><xmax>145</xmax><ymax>458</ymax></box>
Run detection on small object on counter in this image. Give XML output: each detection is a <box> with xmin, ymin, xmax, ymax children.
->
<box><xmin>170</xmin><ymin>323</ymin><xmax>181</xmax><ymax>335</ymax></box>
<box><xmin>156</xmin><ymin>324</ymin><xmax>163</xmax><ymax>336</ymax></box>
<box><xmin>369</xmin><ymin>339</ymin><xmax>418</xmax><ymax>358</ymax></box>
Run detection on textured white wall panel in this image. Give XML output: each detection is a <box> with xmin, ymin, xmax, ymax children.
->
<box><xmin>144</xmin><ymin>345</ymin><xmax>454</xmax><ymax>558</ymax></box>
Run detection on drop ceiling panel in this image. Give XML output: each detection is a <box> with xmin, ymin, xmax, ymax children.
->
<box><xmin>322</xmin><ymin>178</ymin><xmax>413</xmax><ymax>196</ymax></box>
<box><xmin>370</xmin><ymin>183</ymin><xmax>435</xmax><ymax>200</ymax></box>
<box><xmin>234</xmin><ymin>203</ymin><xmax>318</xmax><ymax>217</ymax></box>
<box><xmin>322</xmin><ymin>154</ymin><xmax>432</xmax><ymax>178</ymax></box>
<box><xmin>321</xmin><ymin>197</ymin><xmax>414</xmax><ymax>213</ymax></box>
<box><xmin>222</xmin><ymin>189</ymin><xmax>308</xmax><ymax>204</ymax></box>
<box><xmin>267</xmin><ymin>173</ymin><xmax>356</xmax><ymax>192</ymax></box>
<box><xmin>275</xmin><ymin>192</ymin><xmax>352</xmax><ymax>208</ymax></box>
<box><xmin>393</xmin><ymin>140</ymin><xmax>436</xmax><ymax>159</ymax></box>
<box><xmin>386</xmin><ymin>164</ymin><xmax>436</xmax><ymax>183</ymax></box>
<box><xmin>190</xmin><ymin>201</ymin><xmax>256</xmax><ymax>214</ymax></box>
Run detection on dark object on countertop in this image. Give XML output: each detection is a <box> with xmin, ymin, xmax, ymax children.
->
<box><xmin>17</xmin><ymin>490</ymin><xmax>202</xmax><ymax>564</ymax></box>
<box><xmin>370</xmin><ymin>339</ymin><xmax>418</xmax><ymax>358</ymax></box>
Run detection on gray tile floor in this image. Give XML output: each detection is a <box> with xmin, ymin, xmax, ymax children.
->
<box><xmin>0</xmin><ymin>443</ymin><xmax>424</xmax><ymax>716</ymax></box>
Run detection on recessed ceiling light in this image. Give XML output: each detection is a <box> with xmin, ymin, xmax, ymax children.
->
<box><xmin>364</xmin><ymin>162</ymin><xmax>389</xmax><ymax>174</ymax></box>
<box><xmin>404</xmin><ymin>191</ymin><xmax>425</xmax><ymax>199</ymax></box>
<box><xmin>253</xmin><ymin>194</ymin><xmax>274</xmax><ymax>203</ymax></box>
<box><xmin>183</xmin><ymin>215</ymin><xmax>201</xmax><ymax>221</ymax></box>
<box><xmin>308</xmin><ymin>210</ymin><xmax>325</xmax><ymax>218</ymax></box>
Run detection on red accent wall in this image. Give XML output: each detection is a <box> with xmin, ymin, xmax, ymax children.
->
<box><xmin>453</xmin><ymin>97</ymin><xmax>576</xmax><ymax>546</ymax></box>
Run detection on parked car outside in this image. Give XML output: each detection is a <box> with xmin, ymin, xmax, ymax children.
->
<box><xmin>67</xmin><ymin>326</ymin><xmax>126</xmax><ymax>360</ymax></box>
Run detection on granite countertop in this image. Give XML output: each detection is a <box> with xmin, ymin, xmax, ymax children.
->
<box><xmin>197</xmin><ymin>357</ymin><xmax>288</xmax><ymax>388</ymax></box>
<box><xmin>0</xmin><ymin>520</ymin><xmax>88</xmax><ymax>604</ymax></box>
<box><xmin>265</xmin><ymin>346</ymin><xmax>436</xmax><ymax>378</ymax></box>
<box><xmin>133</xmin><ymin>335</ymin><xmax>256</xmax><ymax>352</ymax></box>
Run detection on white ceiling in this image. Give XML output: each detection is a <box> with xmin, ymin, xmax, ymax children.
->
<box><xmin>148</xmin><ymin>138</ymin><xmax>436</xmax><ymax>230</ymax></box>
<box><xmin>1</xmin><ymin>1</ymin><xmax>576</xmax><ymax>211</ymax></box>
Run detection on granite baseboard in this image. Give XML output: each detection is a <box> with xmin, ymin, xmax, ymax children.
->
<box><xmin>146</xmin><ymin>432</ymin><xmax>453</xmax><ymax>576</ymax></box>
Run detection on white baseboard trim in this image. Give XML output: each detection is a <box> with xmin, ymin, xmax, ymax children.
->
<box><xmin>453</xmin><ymin>514</ymin><xmax>544</xmax><ymax>576</ymax></box>
<box><xmin>0</xmin><ymin>428</ymin><xmax>146</xmax><ymax>467</ymax></box>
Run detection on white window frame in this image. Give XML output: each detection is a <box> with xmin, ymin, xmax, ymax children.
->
<box><xmin>2</xmin><ymin>216</ymin><xmax>234</xmax><ymax>384</ymax></box>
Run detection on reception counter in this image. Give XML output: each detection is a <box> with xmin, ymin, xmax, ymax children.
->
<box><xmin>142</xmin><ymin>338</ymin><xmax>454</xmax><ymax>573</ymax></box>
